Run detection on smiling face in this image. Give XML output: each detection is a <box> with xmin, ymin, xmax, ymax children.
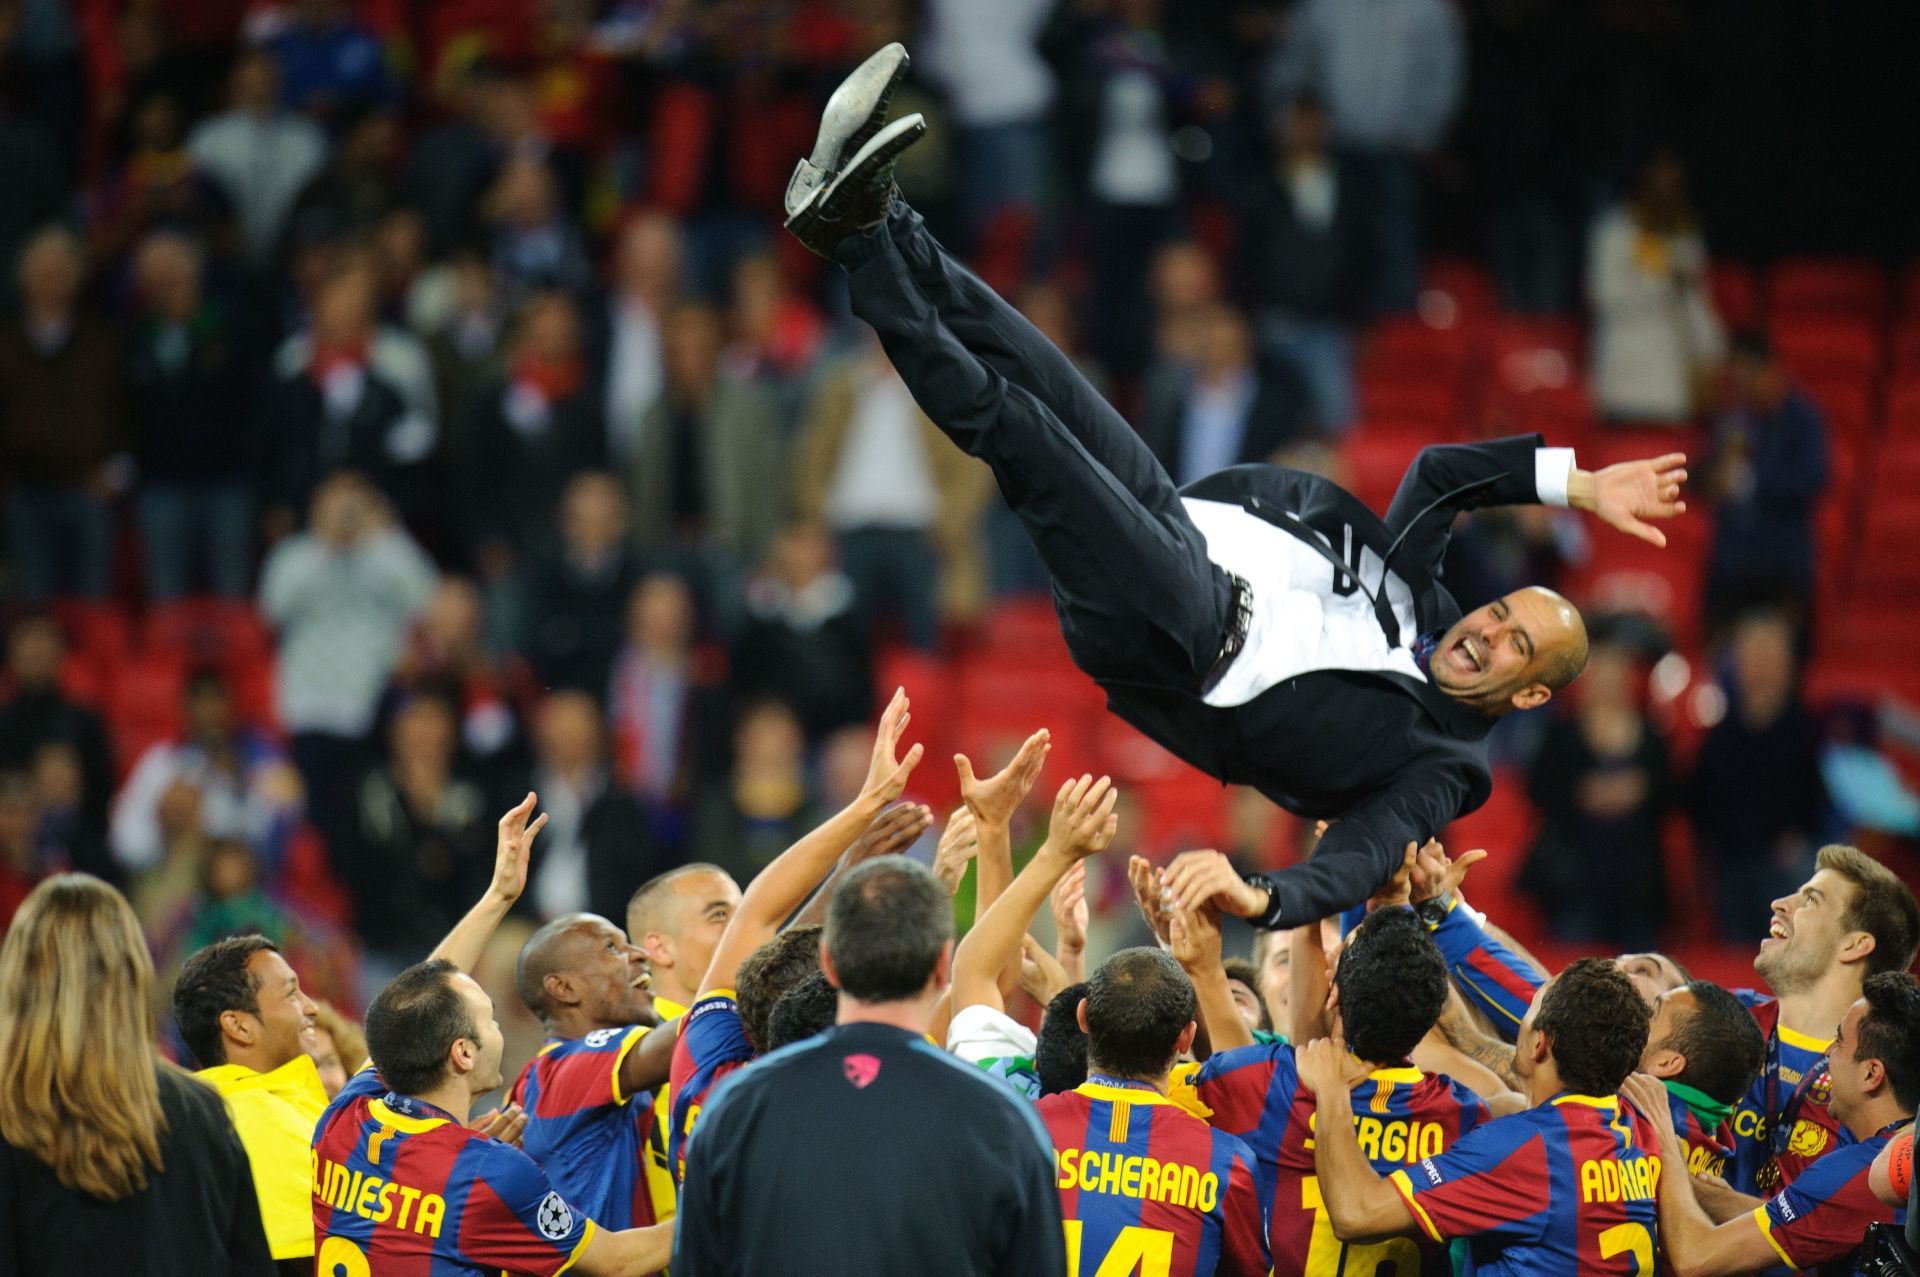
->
<box><xmin>1430</xmin><ymin>588</ymin><xmax>1586</xmax><ymax>716</ymax></box>
<box><xmin>244</xmin><ymin>948</ymin><xmax>318</xmax><ymax>1070</ymax></box>
<box><xmin>1757</xmin><ymin>869</ymin><xmax>1859</xmax><ymax>995</ymax></box>
<box><xmin>1823</xmin><ymin>997</ymin><xmax>1873</xmax><ymax>1132</ymax></box>
<box><xmin>631</xmin><ymin>870</ymin><xmax>742</xmax><ymax>1006</ymax></box>
<box><xmin>561</xmin><ymin>916</ymin><xmax>656</xmax><ymax>1028</ymax></box>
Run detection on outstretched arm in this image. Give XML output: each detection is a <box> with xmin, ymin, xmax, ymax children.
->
<box><xmin>952</xmin><ymin>775</ymin><xmax>1118</xmax><ymax>1015</ymax></box>
<box><xmin>789</xmin><ymin>801</ymin><xmax>934</xmax><ymax>928</ymax></box>
<box><xmin>698</xmin><ymin>688</ymin><xmax>923</xmax><ymax>996</ymax></box>
<box><xmin>429</xmin><ymin>792</ymin><xmax>547</xmax><ymax>973</ymax></box>
<box><xmin>1170</xmin><ymin>901</ymin><xmax>1253</xmax><ymax>1057</ymax></box>
<box><xmin>955</xmin><ymin>730</ymin><xmax>1052</xmax><ymax>1001</ymax></box>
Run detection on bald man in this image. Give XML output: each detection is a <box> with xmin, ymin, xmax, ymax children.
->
<box><xmin>783</xmin><ymin>44</ymin><xmax>1689</xmax><ymax>930</ymax></box>
<box><xmin>506</xmin><ymin>913</ymin><xmax>680</xmax><ymax>1238</ymax></box>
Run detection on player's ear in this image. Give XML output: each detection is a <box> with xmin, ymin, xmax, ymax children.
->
<box><xmin>1510</xmin><ymin>683</ymin><xmax>1552</xmax><ymax>712</ymax></box>
<box><xmin>930</xmin><ymin>939</ymin><xmax>954</xmax><ymax>992</ymax></box>
<box><xmin>1837</xmin><ymin>930</ymin><xmax>1877</xmax><ymax>969</ymax></box>
<box><xmin>818</xmin><ymin>946</ymin><xmax>841</xmax><ymax>990</ymax></box>
<box><xmin>1642</xmin><ymin>1044</ymin><xmax>1685</xmax><ymax>1080</ymax></box>
<box><xmin>219</xmin><ymin>1007</ymin><xmax>254</xmax><ymax>1049</ymax></box>
<box><xmin>543</xmin><ymin>971</ymin><xmax>577</xmax><ymax>1008</ymax></box>
<box><xmin>1075</xmin><ymin>998</ymin><xmax>1090</xmax><ymax>1035</ymax></box>
<box><xmin>1175</xmin><ymin>1020</ymin><xmax>1198</xmax><ymax>1059</ymax></box>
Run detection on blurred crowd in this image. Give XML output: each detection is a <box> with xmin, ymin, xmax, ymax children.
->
<box><xmin>1</xmin><ymin>0</ymin><xmax>1915</xmax><ymax>1026</ymax></box>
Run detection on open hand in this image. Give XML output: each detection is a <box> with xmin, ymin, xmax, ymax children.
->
<box><xmin>1295</xmin><ymin>1034</ymin><xmax>1350</xmax><ymax>1097</ymax></box>
<box><xmin>491</xmin><ymin>793</ymin><xmax>547</xmax><ymax>906</ymax></box>
<box><xmin>955</xmin><ymin>728</ymin><xmax>1050</xmax><ymax>828</ymax></box>
<box><xmin>930</xmin><ymin>807</ymin><xmax>979</xmax><ymax>896</ymax></box>
<box><xmin>1168</xmin><ymin>901</ymin><xmax>1223</xmax><ymax>972</ymax></box>
<box><xmin>1128</xmin><ymin>856</ymin><xmax>1174</xmax><ymax>945</ymax></box>
<box><xmin>1047</xmin><ymin>774</ymin><xmax>1119</xmax><ymax>860</ymax></box>
<box><xmin>1410</xmin><ymin>839</ymin><xmax>1488</xmax><ymax>906</ymax></box>
<box><xmin>1019</xmin><ymin>934</ymin><xmax>1070</xmax><ymax>1005</ymax></box>
<box><xmin>862</xmin><ymin>687</ymin><xmax>925</xmax><ymax>805</ymax></box>
<box><xmin>1620</xmin><ymin>1073</ymin><xmax>1679</xmax><ymax>1146</ymax></box>
<box><xmin>1051</xmin><ymin>861</ymin><xmax>1089</xmax><ymax>956</ymax></box>
<box><xmin>1163</xmin><ymin>849</ymin><xmax>1266</xmax><ymax>919</ymax></box>
<box><xmin>851</xmin><ymin>801</ymin><xmax>933</xmax><ymax>864</ymax></box>
<box><xmin>1577</xmin><ymin>453</ymin><xmax>1688</xmax><ymax>547</ymax></box>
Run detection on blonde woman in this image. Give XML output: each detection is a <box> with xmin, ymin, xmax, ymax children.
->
<box><xmin>0</xmin><ymin>874</ymin><xmax>276</xmax><ymax>1277</ymax></box>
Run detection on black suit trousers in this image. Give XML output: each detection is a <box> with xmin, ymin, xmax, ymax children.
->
<box><xmin>839</xmin><ymin>205</ymin><xmax>1232</xmax><ymax>692</ymax></box>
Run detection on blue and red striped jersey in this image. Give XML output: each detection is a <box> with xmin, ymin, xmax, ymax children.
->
<box><xmin>1729</xmin><ymin>992</ymin><xmax>1853</xmax><ymax>1194</ymax></box>
<box><xmin>1177</xmin><ymin>1040</ymin><xmax>1489</xmax><ymax>1276</ymax></box>
<box><xmin>666</xmin><ymin>990</ymin><xmax>754</xmax><ymax>1185</ymax></box>
<box><xmin>1037</xmin><ymin>1077</ymin><xmax>1269</xmax><ymax>1277</ymax></box>
<box><xmin>1387</xmin><ymin>1092</ymin><xmax>1660</xmax><ymax>1277</ymax></box>
<box><xmin>509</xmin><ymin>1024</ymin><xmax>663</xmax><ymax>1232</ymax></box>
<box><xmin>1755</xmin><ymin>1128</ymin><xmax>1906</xmax><ymax>1277</ymax></box>
<box><xmin>311</xmin><ymin>1068</ymin><xmax>594</xmax><ymax>1276</ymax></box>
<box><xmin>1427</xmin><ymin>901</ymin><xmax>1543</xmax><ymax>1040</ymax></box>
<box><xmin>1662</xmin><ymin>1083</ymin><xmax>1737</xmax><ymax>1183</ymax></box>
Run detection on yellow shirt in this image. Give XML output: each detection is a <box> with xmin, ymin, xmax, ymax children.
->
<box><xmin>644</xmin><ymin>995</ymin><xmax>690</xmax><ymax>1229</ymax></box>
<box><xmin>197</xmin><ymin>1054</ymin><xmax>330</xmax><ymax>1260</ymax></box>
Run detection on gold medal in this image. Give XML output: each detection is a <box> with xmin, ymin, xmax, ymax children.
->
<box><xmin>1755</xmin><ymin>1157</ymin><xmax>1782</xmax><ymax>1195</ymax></box>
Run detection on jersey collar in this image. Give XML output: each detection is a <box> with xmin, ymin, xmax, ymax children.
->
<box><xmin>1777</xmin><ymin>1023</ymin><xmax>1833</xmax><ymax>1052</ymax></box>
<box><xmin>371</xmin><ymin>1092</ymin><xmax>457</xmax><ymax>1132</ymax></box>
<box><xmin>1078</xmin><ymin>1076</ymin><xmax>1176</xmax><ymax>1107</ymax></box>
<box><xmin>1551</xmin><ymin>1092</ymin><xmax>1620</xmax><ymax>1111</ymax></box>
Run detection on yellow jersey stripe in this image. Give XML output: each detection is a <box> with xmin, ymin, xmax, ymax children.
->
<box><xmin>1753</xmin><ymin>1206</ymin><xmax>1798</xmax><ymax>1268</ymax></box>
<box><xmin>1389</xmin><ymin>1169</ymin><xmax>1444</xmax><ymax>1242</ymax></box>
<box><xmin>608</xmin><ymin>1026</ymin><xmax>650</xmax><ymax>1107</ymax></box>
<box><xmin>554</xmin><ymin>1218</ymin><xmax>598</xmax><ymax>1275</ymax></box>
<box><xmin>366</xmin><ymin>1098</ymin><xmax>448</xmax><ymax>1135</ymax></box>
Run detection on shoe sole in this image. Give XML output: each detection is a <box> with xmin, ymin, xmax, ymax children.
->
<box><xmin>784</xmin><ymin>113</ymin><xmax>927</xmax><ymax>238</ymax></box>
<box><xmin>785</xmin><ymin>43</ymin><xmax>909</xmax><ymax>218</ymax></box>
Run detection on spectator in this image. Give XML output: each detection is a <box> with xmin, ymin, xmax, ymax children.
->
<box><xmin>0</xmin><ymin>613</ymin><xmax>114</xmax><ymax>837</ymax></box>
<box><xmin>346</xmin><ymin>691</ymin><xmax>490</xmax><ymax>981</ymax></box>
<box><xmin>1691</xmin><ymin>610</ymin><xmax>1828</xmax><ymax>944</ymax></box>
<box><xmin>724</xmin><ymin>252</ymin><xmax>825</xmax><ymax>398</ymax></box>
<box><xmin>1139</xmin><ymin>302</ymin><xmax>1300</xmax><ymax>485</ymax></box>
<box><xmin>401</xmin><ymin>62</ymin><xmax>510</xmax><ymax>258</ymax></box>
<box><xmin>524</xmin><ymin>472</ymin><xmax>639</xmax><ymax>696</ymax></box>
<box><xmin>1140</xmin><ymin>239</ymin><xmax>1223</xmax><ymax>391</ymax></box>
<box><xmin>1269</xmin><ymin>0</ymin><xmax>1465</xmax><ymax>314</ymax></box>
<box><xmin>259</xmin><ymin>258</ymin><xmax>436</xmax><ymax>538</ymax></box>
<box><xmin>0</xmin><ymin>108</ymin><xmax>67</xmax><ymax>312</ymax></box>
<box><xmin>1521</xmin><ymin>634</ymin><xmax>1674</xmax><ymax>949</ymax></box>
<box><xmin>922</xmin><ymin>0</ymin><xmax>1058</xmax><ymax>250</ymax></box>
<box><xmin>731</xmin><ymin>520</ymin><xmax>873</xmax><ymax>745</ymax></box>
<box><xmin>419</xmin><ymin>247</ymin><xmax>510</xmax><ymax>502</ymax></box>
<box><xmin>388</xmin><ymin>575</ymin><xmax>537</xmax><ymax>772</ymax></box>
<box><xmin>524</xmin><ymin>688</ymin><xmax>665</xmax><ymax>924</ymax></box>
<box><xmin>794</xmin><ymin>334</ymin><xmax>992</xmax><ymax>650</ymax></box>
<box><xmin>87</xmin><ymin>90</ymin><xmax>229</xmax><ymax>265</ymax></box>
<box><xmin>1588</xmin><ymin>151</ymin><xmax>1724</xmax><ymax>424</ymax></box>
<box><xmin>623</xmin><ymin>301</ymin><xmax>785</xmax><ymax>596</ymax></box>
<box><xmin>1821</xmin><ymin>704</ymin><xmax>1920</xmax><ymax>841</ymax></box>
<box><xmin>186</xmin><ymin>49</ymin><xmax>329</xmax><ymax>273</ymax></box>
<box><xmin>1704</xmin><ymin>330</ymin><xmax>1830</xmax><ymax>628</ymax></box>
<box><xmin>266</xmin><ymin>0</ymin><xmax>392</xmax><ymax>124</ymax></box>
<box><xmin>280</xmin><ymin>105</ymin><xmax>397</xmax><ymax>256</ymax></box>
<box><xmin>0</xmin><ymin>875</ymin><xmax>276</xmax><ymax>1277</ymax></box>
<box><xmin>259</xmin><ymin>474</ymin><xmax>436</xmax><ymax>861</ymax></box>
<box><xmin>482</xmin><ymin>154</ymin><xmax>591</xmax><ymax>305</ymax></box>
<box><xmin>588</xmin><ymin>212</ymin><xmax>680</xmax><ymax>475</ymax></box>
<box><xmin>468</xmin><ymin>292</ymin><xmax>607</xmax><ymax>570</ymax></box>
<box><xmin>127</xmin><ymin>231</ymin><xmax>254</xmax><ymax>599</ymax></box>
<box><xmin>110</xmin><ymin>670</ymin><xmax>299</xmax><ymax>876</ymax></box>
<box><xmin>29</xmin><ymin>739</ymin><xmax>110</xmax><ymax>886</ymax></box>
<box><xmin>305</xmin><ymin>1001</ymin><xmax>365</xmax><ymax>1098</ymax></box>
<box><xmin>694</xmin><ymin>698</ymin><xmax>823</xmax><ymax>886</ymax></box>
<box><xmin>0</xmin><ymin>772</ymin><xmax>39</xmax><ymax>927</ymax></box>
<box><xmin>0</xmin><ymin>225</ymin><xmax>127</xmax><ymax>600</ymax></box>
<box><xmin>1240</xmin><ymin>94</ymin><xmax>1363</xmax><ymax>434</ymax></box>
<box><xmin>608</xmin><ymin>571</ymin><xmax>725</xmax><ymax>819</ymax></box>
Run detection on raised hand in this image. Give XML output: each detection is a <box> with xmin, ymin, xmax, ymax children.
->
<box><xmin>1046</xmin><ymin>774</ymin><xmax>1119</xmax><ymax>861</ymax></box>
<box><xmin>930</xmin><ymin>807</ymin><xmax>979</xmax><ymax>896</ymax></box>
<box><xmin>1163</xmin><ymin>849</ymin><xmax>1267</xmax><ymax>919</ymax></box>
<box><xmin>1620</xmin><ymin>1073</ymin><xmax>1678</xmax><ymax>1145</ymax></box>
<box><xmin>861</xmin><ymin>687</ymin><xmax>925</xmax><ymax>805</ymax></box>
<box><xmin>1051</xmin><ymin>861</ymin><xmax>1089</xmax><ymax>957</ymax></box>
<box><xmin>1168</xmin><ymin>900</ymin><xmax>1223</xmax><ymax>973</ymax></box>
<box><xmin>1128</xmin><ymin>855</ymin><xmax>1174</xmax><ymax>945</ymax></box>
<box><xmin>850</xmin><ymin>801</ymin><xmax>933</xmax><ymax>864</ymax></box>
<box><xmin>1019</xmin><ymin>934</ymin><xmax>1070</xmax><ymax>1005</ymax></box>
<box><xmin>954</xmin><ymin>728</ymin><xmax>1050</xmax><ymax>828</ymax></box>
<box><xmin>1294</xmin><ymin>1034</ymin><xmax>1350</xmax><ymax>1097</ymax></box>
<box><xmin>491</xmin><ymin>793</ymin><xmax>548</xmax><ymax>906</ymax></box>
<box><xmin>1409</xmin><ymin>838</ymin><xmax>1488</xmax><ymax>906</ymax></box>
<box><xmin>1574</xmin><ymin>453</ymin><xmax>1688</xmax><ymax>547</ymax></box>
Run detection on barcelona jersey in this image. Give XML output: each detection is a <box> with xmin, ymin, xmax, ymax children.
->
<box><xmin>1428</xmin><ymin>901</ymin><xmax>1543</xmax><ymax>1041</ymax></box>
<box><xmin>1037</xmin><ymin>1077</ymin><xmax>1269</xmax><ymax>1277</ymax></box>
<box><xmin>666</xmin><ymin>990</ymin><xmax>755</xmax><ymax>1184</ymax></box>
<box><xmin>1178</xmin><ymin>1041</ymin><xmax>1489</xmax><ymax>1275</ymax></box>
<box><xmin>1388</xmin><ymin>1093</ymin><xmax>1661</xmax><ymax>1277</ymax></box>
<box><xmin>509</xmin><ymin>1025</ymin><xmax>664</xmax><ymax>1232</ymax></box>
<box><xmin>1662</xmin><ymin>1084</ymin><xmax>1736</xmax><ymax>1183</ymax></box>
<box><xmin>1755</xmin><ymin>1128</ymin><xmax>1906</xmax><ymax>1277</ymax></box>
<box><xmin>1729</xmin><ymin>992</ymin><xmax>1853</xmax><ymax>1194</ymax></box>
<box><xmin>311</xmin><ymin>1068</ymin><xmax>594</xmax><ymax>1276</ymax></box>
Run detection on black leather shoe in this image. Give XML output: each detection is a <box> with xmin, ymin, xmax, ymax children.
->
<box><xmin>785</xmin><ymin>113</ymin><xmax>926</xmax><ymax>258</ymax></box>
<box><xmin>784</xmin><ymin>42</ymin><xmax>910</xmax><ymax>224</ymax></box>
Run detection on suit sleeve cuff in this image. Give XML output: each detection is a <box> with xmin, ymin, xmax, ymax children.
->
<box><xmin>1535</xmin><ymin>448</ymin><xmax>1575</xmax><ymax>507</ymax></box>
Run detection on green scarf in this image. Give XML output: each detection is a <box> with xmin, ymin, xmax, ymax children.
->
<box><xmin>1663</xmin><ymin>1078</ymin><xmax>1734</xmax><ymax>1132</ymax></box>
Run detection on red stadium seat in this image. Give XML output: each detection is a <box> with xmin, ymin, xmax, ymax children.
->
<box><xmin>145</xmin><ymin>598</ymin><xmax>274</xmax><ymax>672</ymax></box>
<box><xmin>1770</xmin><ymin>316</ymin><xmax>1881</xmax><ymax>383</ymax></box>
<box><xmin>1708</xmin><ymin>261</ymin><xmax>1760</xmax><ymax>331</ymax></box>
<box><xmin>1487</xmin><ymin>317</ymin><xmax>1584</xmax><ymax>395</ymax></box>
<box><xmin>106</xmin><ymin>655</ymin><xmax>187</xmax><ymax>777</ymax></box>
<box><xmin>1357</xmin><ymin>317</ymin><xmax>1473</xmax><ymax>388</ymax></box>
<box><xmin>1886</xmin><ymin>372</ymin><xmax>1920</xmax><ymax>437</ymax></box>
<box><xmin>1767</xmin><ymin>258</ymin><xmax>1888</xmax><ymax>321</ymax></box>
<box><xmin>49</xmin><ymin>598</ymin><xmax>133</xmax><ymax>670</ymax></box>
<box><xmin>1339</xmin><ymin>429</ymin><xmax>1428</xmax><ymax>515</ymax></box>
<box><xmin>1357</xmin><ymin>378</ymin><xmax>1461</xmax><ymax>432</ymax></box>
<box><xmin>1420</xmin><ymin>259</ymin><xmax>1498</xmax><ymax>328</ymax></box>
<box><xmin>1798</xmin><ymin>375</ymin><xmax>1875</xmax><ymax>444</ymax></box>
<box><xmin>1867</xmin><ymin>437</ymin><xmax>1920</xmax><ymax>497</ymax></box>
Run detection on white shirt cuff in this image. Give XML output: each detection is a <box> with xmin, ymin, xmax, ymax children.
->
<box><xmin>946</xmin><ymin>1004</ymin><xmax>1038</xmax><ymax>1063</ymax></box>
<box><xmin>1535</xmin><ymin>447</ymin><xmax>1576</xmax><ymax>508</ymax></box>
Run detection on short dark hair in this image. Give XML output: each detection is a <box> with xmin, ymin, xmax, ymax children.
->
<box><xmin>364</xmin><ymin>960</ymin><xmax>477</xmax><ymax>1096</ymax></box>
<box><xmin>736</xmin><ymin>925</ymin><xmax>823</xmax><ymax>1054</ymax></box>
<box><xmin>1334</xmin><ymin>908</ymin><xmax>1448</xmax><ymax>1063</ymax></box>
<box><xmin>1036</xmin><ymin>982</ymin><xmax>1090</xmax><ymax>1097</ymax></box>
<box><xmin>1534</xmin><ymin>958</ymin><xmax>1651</xmax><ymax>1096</ymax></box>
<box><xmin>824</xmin><ymin>857</ymin><xmax>953</xmax><ymax>1004</ymax></box>
<box><xmin>173</xmin><ymin>935</ymin><xmax>280</xmax><ymax>1067</ymax></box>
<box><xmin>1662</xmin><ymin>981</ymin><xmax>1767</xmax><ymax>1107</ymax></box>
<box><xmin>767</xmin><ymin>970</ymin><xmax>838</xmax><ymax>1049</ymax></box>
<box><xmin>1857</xmin><ymin>972</ymin><xmax>1920</xmax><ymax>1111</ymax></box>
<box><xmin>627</xmin><ymin>863</ymin><xmax>729</xmax><ymax>935</ymax></box>
<box><xmin>1818</xmin><ymin>845</ymin><xmax>1920</xmax><ymax>978</ymax></box>
<box><xmin>1222</xmin><ymin>957</ymin><xmax>1271</xmax><ymax>1031</ymax></box>
<box><xmin>1084</xmin><ymin>949</ymin><xmax>1197</xmax><ymax>1080</ymax></box>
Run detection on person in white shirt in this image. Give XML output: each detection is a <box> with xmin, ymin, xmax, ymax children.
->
<box><xmin>186</xmin><ymin>50</ymin><xmax>328</xmax><ymax>272</ymax></box>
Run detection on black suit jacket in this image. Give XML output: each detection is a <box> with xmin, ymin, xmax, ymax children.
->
<box><xmin>1102</xmin><ymin>434</ymin><xmax>1552</xmax><ymax>927</ymax></box>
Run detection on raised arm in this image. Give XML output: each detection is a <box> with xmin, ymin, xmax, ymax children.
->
<box><xmin>429</xmin><ymin>792</ymin><xmax>547</xmax><ymax>973</ymax></box>
<box><xmin>1410</xmin><ymin>841</ymin><xmax>1544</xmax><ymax>1041</ymax></box>
<box><xmin>954</xmin><ymin>730</ymin><xmax>1051</xmax><ymax>1000</ymax></box>
<box><xmin>1170</xmin><ymin>902</ymin><xmax>1254</xmax><ymax>1057</ymax></box>
<box><xmin>951</xmin><ymin>774</ymin><xmax>1118</xmax><ymax>1015</ymax></box>
<box><xmin>698</xmin><ymin>687</ymin><xmax>923</xmax><ymax>996</ymax></box>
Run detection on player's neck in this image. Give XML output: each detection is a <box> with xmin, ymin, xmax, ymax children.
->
<box><xmin>1774</xmin><ymin>967</ymin><xmax>1861</xmax><ymax>1041</ymax></box>
<box><xmin>219</xmin><ymin>1042</ymin><xmax>293</xmax><ymax>1076</ymax></box>
<box><xmin>1844</xmin><ymin>1093</ymin><xmax>1911</xmax><ymax>1143</ymax></box>
<box><xmin>408</xmin><ymin>1079</ymin><xmax>474</xmax><ymax>1126</ymax></box>
<box><xmin>544</xmin><ymin>1007</ymin><xmax>629</xmax><ymax>1041</ymax></box>
<box><xmin>656</xmin><ymin>972</ymin><xmax>699</xmax><ymax>1010</ymax></box>
<box><xmin>1085</xmin><ymin>1061</ymin><xmax>1171</xmax><ymax>1095</ymax></box>
<box><xmin>1525</xmin><ymin>1063</ymin><xmax>1568</xmax><ymax>1108</ymax></box>
<box><xmin>835</xmin><ymin>988</ymin><xmax>938</xmax><ymax>1035</ymax></box>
